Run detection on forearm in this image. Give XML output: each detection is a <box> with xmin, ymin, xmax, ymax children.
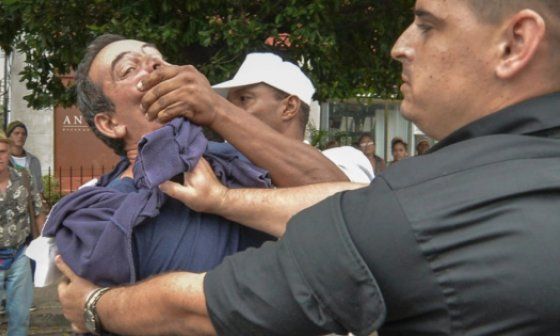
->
<box><xmin>217</xmin><ymin>182</ymin><xmax>366</xmax><ymax>237</ymax></box>
<box><xmin>211</xmin><ymin>98</ymin><xmax>348</xmax><ymax>187</ymax></box>
<box><xmin>35</xmin><ymin>213</ymin><xmax>45</xmax><ymax>234</ymax></box>
<box><xmin>97</xmin><ymin>272</ymin><xmax>215</xmax><ymax>336</ymax></box>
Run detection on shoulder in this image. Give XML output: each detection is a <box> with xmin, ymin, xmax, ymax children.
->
<box><xmin>9</xmin><ymin>165</ymin><xmax>27</xmax><ymax>179</ymax></box>
<box><xmin>25</xmin><ymin>151</ymin><xmax>38</xmax><ymax>159</ymax></box>
<box><xmin>382</xmin><ymin>133</ymin><xmax>560</xmax><ymax>191</ymax></box>
<box><xmin>7</xmin><ymin>167</ymin><xmax>31</xmax><ymax>192</ymax></box>
<box><xmin>26</xmin><ymin>152</ymin><xmax>40</xmax><ymax>164</ymax></box>
<box><xmin>322</xmin><ymin>146</ymin><xmax>375</xmax><ymax>183</ymax></box>
<box><xmin>322</xmin><ymin>145</ymin><xmax>362</xmax><ymax>157</ymax></box>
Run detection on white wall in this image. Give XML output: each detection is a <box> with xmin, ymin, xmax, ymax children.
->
<box><xmin>304</xmin><ymin>100</ymin><xmax>321</xmax><ymax>142</ymax></box>
<box><xmin>1</xmin><ymin>50</ymin><xmax>8</xmax><ymax>118</ymax></box>
<box><xmin>0</xmin><ymin>51</ymin><xmax>5</xmax><ymax>92</ymax></box>
<box><xmin>9</xmin><ymin>51</ymin><xmax>54</xmax><ymax>174</ymax></box>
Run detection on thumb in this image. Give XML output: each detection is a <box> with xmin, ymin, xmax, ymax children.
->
<box><xmin>55</xmin><ymin>255</ymin><xmax>77</xmax><ymax>281</ymax></box>
<box><xmin>159</xmin><ymin>180</ymin><xmax>187</xmax><ymax>202</ymax></box>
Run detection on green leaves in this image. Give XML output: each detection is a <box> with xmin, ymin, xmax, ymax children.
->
<box><xmin>1</xmin><ymin>0</ymin><xmax>414</xmax><ymax>108</ymax></box>
<box><xmin>0</xmin><ymin>1</ymin><xmax>22</xmax><ymax>53</ymax></box>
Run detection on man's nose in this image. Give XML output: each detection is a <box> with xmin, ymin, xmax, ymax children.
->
<box><xmin>145</xmin><ymin>57</ymin><xmax>163</xmax><ymax>73</ymax></box>
<box><xmin>391</xmin><ymin>26</ymin><xmax>413</xmax><ymax>63</ymax></box>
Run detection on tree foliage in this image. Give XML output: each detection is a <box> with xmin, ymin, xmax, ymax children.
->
<box><xmin>0</xmin><ymin>1</ymin><xmax>21</xmax><ymax>53</ymax></box>
<box><xmin>0</xmin><ymin>0</ymin><xmax>414</xmax><ymax>108</ymax></box>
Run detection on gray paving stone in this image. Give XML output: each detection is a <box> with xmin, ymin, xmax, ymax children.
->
<box><xmin>0</xmin><ymin>285</ymin><xmax>72</xmax><ymax>335</ymax></box>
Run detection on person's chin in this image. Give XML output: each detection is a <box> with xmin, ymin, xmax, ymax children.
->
<box><xmin>399</xmin><ymin>100</ymin><xmax>417</xmax><ymax>122</ymax></box>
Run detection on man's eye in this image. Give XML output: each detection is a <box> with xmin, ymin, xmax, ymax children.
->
<box><xmin>122</xmin><ymin>67</ymin><xmax>135</xmax><ymax>78</ymax></box>
<box><xmin>416</xmin><ymin>24</ymin><xmax>432</xmax><ymax>33</ymax></box>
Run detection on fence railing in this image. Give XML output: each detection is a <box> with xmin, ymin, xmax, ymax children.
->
<box><xmin>43</xmin><ymin>165</ymin><xmax>114</xmax><ymax>206</ymax></box>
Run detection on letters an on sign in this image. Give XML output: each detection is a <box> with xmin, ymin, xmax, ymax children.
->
<box><xmin>62</xmin><ymin>114</ymin><xmax>89</xmax><ymax>132</ymax></box>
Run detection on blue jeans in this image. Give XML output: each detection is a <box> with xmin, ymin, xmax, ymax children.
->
<box><xmin>0</xmin><ymin>250</ymin><xmax>33</xmax><ymax>336</ymax></box>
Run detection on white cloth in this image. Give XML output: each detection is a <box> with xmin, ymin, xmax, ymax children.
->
<box><xmin>25</xmin><ymin>236</ymin><xmax>61</xmax><ymax>287</ymax></box>
<box><xmin>322</xmin><ymin>146</ymin><xmax>374</xmax><ymax>183</ymax></box>
<box><xmin>79</xmin><ymin>178</ymin><xmax>98</xmax><ymax>189</ymax></box>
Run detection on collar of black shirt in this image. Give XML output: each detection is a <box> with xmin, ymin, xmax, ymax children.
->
<box><xmin>430</xmin><ymin>91</ymin><xmax>560</xmax><ymax>153</ymax></box>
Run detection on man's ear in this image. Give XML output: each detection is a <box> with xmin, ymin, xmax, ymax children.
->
<box><xmin>496</xmin><ymin>9</ymin><xmax>546</xmax><ymax>79</ymax></box>
<box><xmin>280</xmin><ymin>95</ymin><xmax>301</xmax><ymax>121</ymax></box>
<box><xmin>94</xmin><ymin>113</ymin><xmax>127</xmax><ymax>139</ymax></box>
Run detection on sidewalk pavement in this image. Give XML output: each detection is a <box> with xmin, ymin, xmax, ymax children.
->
<box><xmin>0</xmin><ymin>285</ymin><xmax>72</xmax><ymax>335</ymax></box>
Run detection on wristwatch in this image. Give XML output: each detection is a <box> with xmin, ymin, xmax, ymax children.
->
<box><xmin>84</xmin><ymin>287</ymin><xmax>111</xmax><ymax>335</ymax></box>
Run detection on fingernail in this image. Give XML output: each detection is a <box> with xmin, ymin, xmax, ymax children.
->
<box><xmin>137</xmin><ymin>81</ymin><xmax>144</xmax><ymax>90</ymax></box>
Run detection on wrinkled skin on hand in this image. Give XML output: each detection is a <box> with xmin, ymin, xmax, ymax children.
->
<box><xmin>139</xmin><ymin>65</ymin><xmax>222</xmax><ymax>127</ymax></box>
<box><xmin>159</xmin><ymin>158</ymin><xmax>228</xmax><ymax>213</ymax></box>
<box><xmin>56</xmin><ymin>255</ymin><xmax>99</xmax><ymax>334</ymax></box>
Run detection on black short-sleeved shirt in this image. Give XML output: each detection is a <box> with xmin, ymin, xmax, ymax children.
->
<box><xmin>205</xmin><ymin>93</ymin><xmax>560</xmax><ymax>336</ymax></box>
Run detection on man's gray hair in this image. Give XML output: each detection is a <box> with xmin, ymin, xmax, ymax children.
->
<box><xmin>75</xmin><ymin>34</ymin><xmax>126</xmax><ymax>155</ymax></box>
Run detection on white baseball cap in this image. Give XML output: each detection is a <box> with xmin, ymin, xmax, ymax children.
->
<box><xmin>212</xmin><ymin>53</ymin><xmax>316</xmax><ymax>106</ymax></box>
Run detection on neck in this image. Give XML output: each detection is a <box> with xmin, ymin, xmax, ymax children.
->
<box><xmin>283</xmin><ymin>126</ymin><xmax>305</xmax><ymax>142</ymax></box>
<box><xmin>11</xmin><ymin>146</ymin><xmax>25</xmax><ymax>157</ymax></box>
<box><xmin>122</xmin><ymin>146</ymin><xmax>138</xmax><ymax>178</ymax></box>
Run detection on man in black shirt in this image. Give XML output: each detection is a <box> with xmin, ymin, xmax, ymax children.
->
<box><xmin>57</xmin><ymin>0</ymin><xmax>560</xmax><ymax>335</ymax></box>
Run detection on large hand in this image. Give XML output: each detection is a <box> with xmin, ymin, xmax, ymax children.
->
<box><xmin>160</xmin><ymin>158</ymin><xmax>228</xmax><ymax>214</ymax></box>
<box><xmin>56</xmin><ymin>255</ymin><xmax>99</xmax><ymax>333</ymax></box>
<box><xmin>139</xmin><ymin>65</ymin><xmax>221</xmax><ymax>126</ymax></box>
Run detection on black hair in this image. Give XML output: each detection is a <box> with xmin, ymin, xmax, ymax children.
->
<box><xmin>75</xmin><ymin>34</ymin><xmax>126</xmax><ymax>155</ymax></box>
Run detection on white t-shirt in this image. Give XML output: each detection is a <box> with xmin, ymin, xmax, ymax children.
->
<box><xmin>322</xmin><ymin>146</ymin><xmax>375</xmax><ymax>183</ymax></box>
<box><xmin>11</xmin><ymin>155</ymin><xmax>28</xmax><ymax>168</ymax></box>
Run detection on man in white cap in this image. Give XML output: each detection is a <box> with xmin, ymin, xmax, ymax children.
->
<box><xmin>212</xmin><ymin>52</ymin><xmax>374</xmax><ymax>184</ymax></box>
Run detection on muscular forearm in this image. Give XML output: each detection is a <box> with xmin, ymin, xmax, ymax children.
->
<box><xmin>211</xmin><ymin>98</ymin><xmax>348</xmax><ymax>187</ymax></box>
<box><xmin>216</xmin><ymin>182</ymin><xmax>366</xmax><ymax>237</ymax></box>
<box><xmin>97</xmin><ymin>272</ymin><xmax>215</xmax><ymax>336</ymax></box>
